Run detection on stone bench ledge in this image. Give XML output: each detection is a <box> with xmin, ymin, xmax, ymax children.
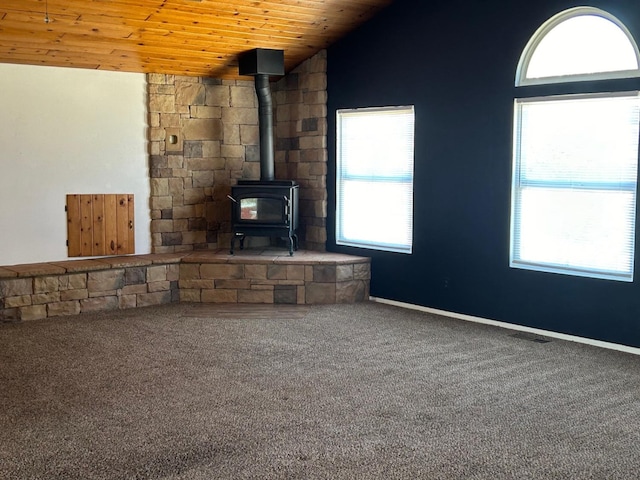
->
<box><xmin>2</xmin><ymin>263</ymin><xmax>67</xmax><ymax>277</ymax></box>
<box><xmin>0</xmin><ymin>267</ymin><xmax>18</xmax><ymax>279</ymax></box>
<box><xmin>1</xmin><ymin>250</ymin><xmax>367</xmax><ymax>278</ymax></box>
<box><xmin>272</xmin><ymin>251</ymin><xmax>370</xmax><ymax>265</ymax></box>
<box><xmin>182</xmin><ymin>249</ymin><xmax>370</xmax><ymax>266</ymax></box>
<box><xmin>91</xmin><ymin>253</ymin><xmax>186</xmax><ymax>268</ymax></box>
<box><xmin>147</xmin><ymin>253</ymin><xmax>189</xmax><ymax>264</ymax></box>
<box><xmin>1</xmin><ymin>253</ymin><xmax>191</xmax><ymax>278</ymax></box>
<box><xmin>50</xmin><ymin>259</ymin><xmax>116</xmax><ymax>273</ymax></box>
<box><xmin>0</xmin><ymin>250</ymin><xmax>370</xmax><ymax>321</ymax></box>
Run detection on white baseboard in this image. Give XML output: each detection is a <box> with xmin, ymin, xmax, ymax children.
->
<box><xmin>370</xmin><ymin>296</ymin><xmax>640</xmax><ymax>357</ymax></box>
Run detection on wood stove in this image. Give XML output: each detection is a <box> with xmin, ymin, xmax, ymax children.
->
<box><xmin>230</xmin><ymin>48</ymin><xmax>300</xmax><ymax>255</ymax></box>
<box><xmin>230</xmin><ymin>180</ymin><xmax>299</xmax><ymax>255</ymax></box>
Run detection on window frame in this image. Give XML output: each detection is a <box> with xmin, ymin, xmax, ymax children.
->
<box><xmin>510</xmin><ymin>91</ymin><xmax>640</xmax><ymax>282</ymax></box>
<box><xmin>510</xmin><ymin>7</ymin><xmax>640</xmax><ymax>282</ymax></box>
<box><xmin>335</xmin><ymin>105</ymin><xmax>415</xmax><ymax>254</ymax></box>
<box><xmin>516</xmin><ymin>6</ymin><xmax>640</xmax><ymax>86</ymax></box>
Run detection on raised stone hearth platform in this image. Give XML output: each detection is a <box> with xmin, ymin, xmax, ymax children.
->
<box><xmin>180</xmin><ymin>249</ymin><xmax>370</xmax><ymax>305</ymax></box>
<box><xmin>0</xmin><ymin>249</ymin><xmax>370</xmax><ymax>322</ymax></box>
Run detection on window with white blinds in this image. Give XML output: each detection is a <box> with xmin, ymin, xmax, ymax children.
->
<box><xmin>511</xmin><ymin>93</ymin><xmax>640</xmax><ymax>281</ymax></box>
<box><xmin>336</xmin><ymin>106</ymin><xmax>415</xmax><ymax>253</ymax></box>
<box><xmin>511</xmin><ymin>7</ymin><xmax>640</xmax><ymax>282</ymax></box>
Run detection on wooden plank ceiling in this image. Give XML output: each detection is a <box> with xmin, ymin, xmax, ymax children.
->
<box><xmin>0</xmin><ymin>0</ymin><xmax>394</xmax><ymax>79</ymax></box>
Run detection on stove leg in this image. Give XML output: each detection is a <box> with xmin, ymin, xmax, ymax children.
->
<box><xmin>288</xmin><ymin>234</ymin><xmax>294</xmax><ymax>256</ymax></box>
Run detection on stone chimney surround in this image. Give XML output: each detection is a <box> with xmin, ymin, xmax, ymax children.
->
<box><xmin>147</xmin><ymin>50</ymin><xmax>328</xmax><ymax>254</ymax></box>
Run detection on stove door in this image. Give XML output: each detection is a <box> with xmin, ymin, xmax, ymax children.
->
<box><xmin>237</xmin><ymin>194</ymin><xmax>289</xmax><ymax>224</ymax></box>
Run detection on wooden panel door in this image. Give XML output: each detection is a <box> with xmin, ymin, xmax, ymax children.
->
<box><xmin>66</xmin><ymin>194</ymin><xmax>135</xmax><ymax>257</ymax></box>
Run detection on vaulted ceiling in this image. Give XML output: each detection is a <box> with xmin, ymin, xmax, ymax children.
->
<box><xmin>0</xmin><ymin>0</ymin><xmax>393</xmax><ymax>79</ymax></box>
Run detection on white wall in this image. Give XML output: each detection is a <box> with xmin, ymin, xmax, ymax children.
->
<box><xmin>0</xmin><ymin>64</ymin><xmax>150</xmax><ymax>265</ymax></box>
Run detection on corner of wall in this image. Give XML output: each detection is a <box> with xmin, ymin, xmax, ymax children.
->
<box><xmin>273</xmin><ymin>50</ymin><xmax>328</xmax><ymax>251</ymax></box>
<box><xmin>146</xmin><ymin>50</ymin><xmax>328</xmax><ymax>254</ymax></box>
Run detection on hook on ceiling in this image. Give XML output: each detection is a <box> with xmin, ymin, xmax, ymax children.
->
<box><xmin>44</xmin><ymin>0</ymin><xmax>51</xmax><ymax>23</ymax></box>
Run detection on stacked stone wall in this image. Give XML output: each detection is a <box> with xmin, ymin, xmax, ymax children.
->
<box><xmin>273</xmin><ymin>51</ymin><xmax>328</xmax><ymax>251</ymax></box>
<box><xmin>147</xmin><ymin>75</ymin><xmax>260</xmax><ymax>254</ymax></box>
<box><xmin>147</xmin><ymin>50</ymin><xmax>328</xmax><ymax>255</ymax></box>
<box><xmin>0</xmin><ymin>251</ymin><xmax>370</xmax><ymax>321</ymax></box>
<box><xmin>179</xmin><ymin>252</ymin><xmax>369</xmax><ymax>305</ymax></box>
<box><xmin>0</xmin><ymin>256</ymin><xmax>181</xmax><ymax>321</ymax></box>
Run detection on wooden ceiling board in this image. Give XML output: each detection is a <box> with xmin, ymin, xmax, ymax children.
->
<box><xmin>0</xmin><ymin>0</ymin><xmax>394</xmax><ymax>78</ymax></box>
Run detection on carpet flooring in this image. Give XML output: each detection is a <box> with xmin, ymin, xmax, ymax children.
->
<box><xmin>2</xmin><ymin>302</ymin><xmax>640</xmax><ymax>479</ymax></box>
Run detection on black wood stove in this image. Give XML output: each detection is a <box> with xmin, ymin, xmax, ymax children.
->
<box><xmin>229</xmin><ymin>48</ymin><xmax>299</xmax><ymax>255</ymax></box>
<box><xmin>230</xmin><ymin>180</ymin><xmax>299</xmax><ymax>255</ymax></box>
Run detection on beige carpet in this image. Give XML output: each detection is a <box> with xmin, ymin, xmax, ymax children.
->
<box><xmin>2</xmin><ymin>302</ymin><xmax>640</xmax><ymax>479</ymax></box>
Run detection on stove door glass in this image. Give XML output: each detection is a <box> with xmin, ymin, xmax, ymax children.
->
<box><xmin>239</xmin><ymin>197</ymin><xmax>285</xmax><ymax>222</ymax></box>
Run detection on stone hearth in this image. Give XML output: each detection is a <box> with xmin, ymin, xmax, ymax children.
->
<box><xmin>180</xmin><ymin>249</ymin><xmax>369</xmax><ymax>305</ymax></box>
<box><xmin>0</xmin><ymin>250</ymin><xmax>370</xmax><ymax>322</ymax></box>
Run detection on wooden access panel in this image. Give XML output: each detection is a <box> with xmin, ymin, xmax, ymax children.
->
<box><xmin>66</xmin><ymin>194</ymin><xmax>135</xmax><ymax>257</ymax></box>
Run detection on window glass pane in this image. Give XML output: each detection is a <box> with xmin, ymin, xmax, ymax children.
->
<box><xmin>516</xmin><ymin>188</ymin><xmax>635</xmax><ymax>275</ymax></box>
<box><xmin>526</xmin><ymin>14</ymin><xmax>639</xmax><ymax>80</ymax></box>
<box><xmin>518</xmin><ymin>95</ymin><xmax>640</xmax><ymax>184</ymax></box>
<box><xmin>336</xmin><ymin>106</ymin><xmax>414</xmax><ymax>253</ymax></box>
<box><xmin>511</xmin><ymin>93</ymin><xmax>640</xmax><ymax>281</ymax></box>
<box><xmin>339</xmin><ymin>109</ymin><xmax>414</xmax><ymax>178</ymax></box>
<box><xmin>340</xmin><ymin>180</ymin><xmax>413</xmax><ymax>250</ymax></box>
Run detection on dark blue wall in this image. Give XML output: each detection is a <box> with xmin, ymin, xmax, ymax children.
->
<box><xmin>327</xmin><ymin>0</ymin><xmax>640</xmax><ymax>347</ymax></box>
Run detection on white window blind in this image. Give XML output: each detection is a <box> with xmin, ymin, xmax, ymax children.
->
<box><xmin>336</xmin><ymin>106</ymin><xmax>415</xmax><ymax>253</ymax></box>
<box><xmin>511</xmin><ymin>93</ymin><xmax>640</xmax><ymax>281</ymax></box>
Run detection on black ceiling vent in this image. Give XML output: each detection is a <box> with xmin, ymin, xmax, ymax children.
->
<box><xmin>238</xmin><ymin>48</ymin><xmax>285</xmax><ymax>77</ymax></box>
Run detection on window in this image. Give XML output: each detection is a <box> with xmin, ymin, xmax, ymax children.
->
<box><xmin>516</xmin><ymin>7</ymin><xmax>640</xmax><ymax>85</ymax></box>
<box><xmin>336</xmin><ymin>106</ymin><xmax>415</xmax><ymax>253</ymax></box>
<box><xmin>510</xmin><ymin>8</ymin><xmax>640</xmax><ymax>281</ymax></box>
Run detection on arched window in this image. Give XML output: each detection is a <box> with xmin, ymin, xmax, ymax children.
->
<box><xmin>516</xmin><ymin>7</ymin><xmax>640</xmax><ymax>85</ymax></box>
<box><xmin>510</xmin><ymin>7</ymin><xmax>640</xmax><ymax>281</ymax></box>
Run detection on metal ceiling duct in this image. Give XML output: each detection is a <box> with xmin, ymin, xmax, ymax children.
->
<box><xmin>238</xmin><ymin>48</ymin><xmax>285</xmax><ymax>182</ymax></box>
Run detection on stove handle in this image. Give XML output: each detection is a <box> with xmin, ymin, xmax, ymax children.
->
<box><xmin>227</xmin><ymin>195</ymin><xmax>238</xmax><ymax>203</ymax></box>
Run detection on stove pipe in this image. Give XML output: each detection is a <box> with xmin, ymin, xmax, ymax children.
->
<box><xmin>238</xmin><ymin>48</ymin><xmax>285</xmax><ymax>182</ymax></box>
<box><xmin>254</xmin><ymin>74</ymin><xmax>274</xmax><ymax>182</ymax></box>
